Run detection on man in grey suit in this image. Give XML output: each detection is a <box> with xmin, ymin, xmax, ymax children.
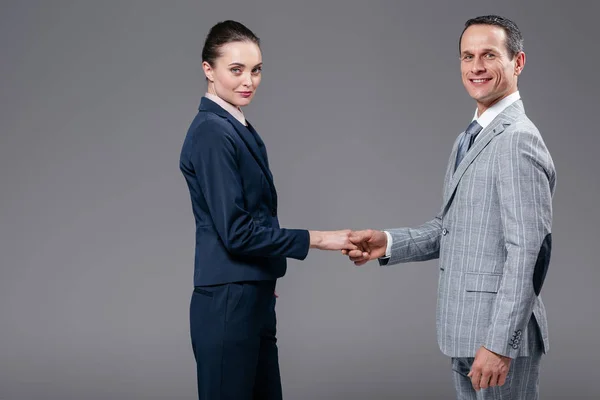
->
<box><xmin>346</xmin><ymin>15</ymin><xmax>555</xmax><ymax>399</ymax></box>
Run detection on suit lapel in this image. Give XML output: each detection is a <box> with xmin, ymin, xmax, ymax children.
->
<box><xmin>245</xmin><ymin>121</ymin><xmax>274</xmax><ymax>181</ymax></box>
<box><xmin>198</xmin><ymin>97</ymin><xmax>277</xmax><ymax>202</ymax></box>
<box><xmin>440</xmin><ymin>101</ymin><xmax>524</xmax><ymax>217</ymax></box>
<box><xmin>246</xmin><ymin>121</ymin><xmax>267</xmax><ymax>159</ymax></box>
<box><xmin>442</xmin><ymin>135</ymin><xmax>462</xmax><ymax>199</ymax></box>
<box><xmin>226</xmin><ymin>115</ymin><xmax>276</xmax><ymax>192</ymax></box>
<box><xmin>443</xmin><ymin>121</ymin><xmax>508</xmax><ymax>202</ymax></box>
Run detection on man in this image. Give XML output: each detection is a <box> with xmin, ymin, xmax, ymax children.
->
<box><xmin>346</xmin><ymin>15</ymin><xmax>555</xmax><ymax>399</ymax></box>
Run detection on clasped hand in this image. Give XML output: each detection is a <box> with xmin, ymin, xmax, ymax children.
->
<box><xmin>311</xmin><ymin>229</ymin><xmax>387</xmax><ymax>265</ymax></box>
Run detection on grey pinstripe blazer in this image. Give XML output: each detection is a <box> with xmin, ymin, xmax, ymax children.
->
<box><xmin>384</xmin><ymin>100</ymin><xmax>555</xmax><ymax>358</ymax></box>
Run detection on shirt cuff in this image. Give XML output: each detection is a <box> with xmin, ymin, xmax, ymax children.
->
<box><xmin>377</xmin><ymin>231</ymin><xmax>392</xmax><ymax>264</ymax></box>
<box><xmin>384</xmin><ymin>231</ymin><xmax>392</xmax><ymax>257</ymax></box>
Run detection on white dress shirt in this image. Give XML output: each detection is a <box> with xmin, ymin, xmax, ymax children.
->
<box><xmin>204</xmin><ymin>92</ymin><xmax>247</xmax><ymax>126</ymax></box>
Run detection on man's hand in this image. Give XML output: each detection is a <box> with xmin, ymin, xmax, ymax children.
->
<box><xmin>309</xmin><ymin>230</ymin><xmax>367</xmax><ymax>253</ymax></box>
<box><xmin>341</xmin><ymin>229</ymin><xmax>388</xmax><ymax>265</ymax></box>
<box><xmin>468</xmin><ymin>346</ymin><xmax>512</xmax><ymax>391</ymax></box>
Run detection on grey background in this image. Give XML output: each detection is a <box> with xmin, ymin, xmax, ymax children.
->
<box><xmin>1</xmin><ymin>0</ymin><xmax>598</xmax><ymax>399</ymax></box>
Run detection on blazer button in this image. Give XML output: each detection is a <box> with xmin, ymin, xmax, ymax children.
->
<box><xmin>442</xmin><ymin>228</ymin><xmax>448</xmax><ymax>236</ymax></box>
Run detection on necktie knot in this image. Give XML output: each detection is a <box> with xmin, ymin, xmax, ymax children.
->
<box><xmin>465</xmin><ymin>120</ymin><xmax>483</xmax><ymax>138</ymax></box>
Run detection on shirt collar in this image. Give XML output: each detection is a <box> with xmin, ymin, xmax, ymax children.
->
<box><xmin>204</xmin><ymin>92</ymin><xmax>247</xmax><ymax>126</ymax></box>
<box><xmin>472</xmin><ymin>91</ymin><xmax>521</xmax><ymax>129</ymax></box>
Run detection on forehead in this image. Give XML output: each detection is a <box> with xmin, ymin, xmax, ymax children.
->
<box><xmin>460</xmin><ymin>24</ymin><xmax>507</xmax><ymax>53</ymax></box>
<box><xmin>216</xmin><ymin>41</ymin><xmax>262</xmax><ymax>64</ymax></box>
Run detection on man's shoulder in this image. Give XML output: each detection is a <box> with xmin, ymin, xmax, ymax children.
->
<box><xmin>510</xmin><ymin>114</ymin><xmax>539</xmax><ymax>135</ymax></box>
<box><xmin>494</xmin><ymin>113</ymin><xmax>552</xmax><ymax>161</ymax></box>
<box><xmin>497</xmin><ymin>107</ymin><xmax>541</xmax><ymax>140</ymax></box>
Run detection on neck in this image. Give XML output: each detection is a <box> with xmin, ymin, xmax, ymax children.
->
<box><xmin>206</xmin><ymin>86</ymin><xmax>242</xmax><ymax>111</ymax></box>
<box><xmin>476</xmin><ymin>89</ymin><xmax>518</xmax><ymax>117</ymax></box>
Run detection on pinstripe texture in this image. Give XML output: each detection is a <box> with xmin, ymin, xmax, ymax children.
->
<box><xmin>385</xmin><ymin>101</ymin><xmax>555</xmax><ymax>359</ymax></box>
<box><xmin>452</xmin><ymin>316</ymin><xmax>543</xmax><ymax>399</ymax></box>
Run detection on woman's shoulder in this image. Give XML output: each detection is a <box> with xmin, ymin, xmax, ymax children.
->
<box><xmin>191</xmin><ymin>111</ymin><xmax>236</xmax><ymax>138</ymax></box>
<box><xmin>197</xmin><ymin>111</ymin><xmax>233</xmax><ymax>130</ymax></box>
<box><xmin>185</xmin><ymin>111</ymin><xmax>240</xmax><ymax>153</ymax></box>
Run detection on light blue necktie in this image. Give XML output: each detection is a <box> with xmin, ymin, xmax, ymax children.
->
<box><xmin>454</xmin><ymin>120</ymin><xmax>483</xmax><ymax>171</ymax></box>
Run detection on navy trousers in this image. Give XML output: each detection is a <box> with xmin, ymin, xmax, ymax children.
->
<box><xmin>190</xmin><ymin>280</ymin><xmax>282</xmax><ymax>400</ymax></box>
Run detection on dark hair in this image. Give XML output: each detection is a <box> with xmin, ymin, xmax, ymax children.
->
<box><xmin>202</xmin><ymin>20</ymin><xmax>260</xmax><ymax>66</ymax></box>
<box><xmin>459</xmin><ymin>15</ymin><xmax>524</xmax><ymax>58</ymax></box>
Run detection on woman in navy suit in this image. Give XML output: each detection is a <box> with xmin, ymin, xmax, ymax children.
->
<box><xmin>180</xmin><ymin>20</ymin><xmax>362</xmax><ymax>400</ymax></box>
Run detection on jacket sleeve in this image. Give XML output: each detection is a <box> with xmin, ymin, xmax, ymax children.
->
<box><xmin>190</xmin><ymin>118</ymin><xmax>310</xmax><ymax>260</ymax></box>
<box><xmin>380</xmin><ymin>214</ymin><xmax>443</xmax><ymax>266</ymax></box>
<box><xmin>484</xmin><ymin>129</ymin><xmax>554</xmax><ymax>358</ymax></box>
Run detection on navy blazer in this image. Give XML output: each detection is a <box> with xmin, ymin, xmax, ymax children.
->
<box><xmin>180</xmin><ymin>97</ymin><xmax>310</xmax><ymax>286</ymax></box>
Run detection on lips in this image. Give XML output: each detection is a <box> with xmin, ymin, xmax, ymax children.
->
<box><xmin>470</xmin><ymin>78</ymin><xmax>492</xmax><ymax>84</ymax></box>
<box><xmin>238</xmin><ymin>91</ymin><xmax>253</xmax><ymax>97</ymax></box>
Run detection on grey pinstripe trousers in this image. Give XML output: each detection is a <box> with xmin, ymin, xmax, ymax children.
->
<box><xmin>451</xmin><ymin>319</ymin><xmax>543</xmax><ymax>399</ymax></box>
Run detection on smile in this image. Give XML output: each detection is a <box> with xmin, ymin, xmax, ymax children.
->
<box><xmin>471</xmin><ymin>78</ymin><xmax>492</xmax><ymax>83</ymax></box>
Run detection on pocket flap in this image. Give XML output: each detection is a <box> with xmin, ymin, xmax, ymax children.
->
<box><xmin>464</xmin><ymin>272</ymin><xmax>502</xmax><ymax>293</ymax></box>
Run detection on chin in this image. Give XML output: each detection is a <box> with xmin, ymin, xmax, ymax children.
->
<box><xmin>237</xmin><ymin>98</ymin><xmax>253</xmax><ymax>107</ymax></box>
<box><xmin>469</xmin><ymin>91</ymin><xmax>490</xmax><ymax>103</ymax></box>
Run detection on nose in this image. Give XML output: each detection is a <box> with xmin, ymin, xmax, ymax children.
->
<box><xmin>242</xmin><ymin>72</ymin><xmax>253</xmax><ymax>87</ymax></box>
<box><xmin>471</xmin><ymin>56</ymin><xmax>486</xmax><ymax>73</ymax></box>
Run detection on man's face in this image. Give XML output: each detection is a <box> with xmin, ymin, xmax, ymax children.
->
<box><xmin>460</xmin><ymin>24</ymin><xmax>525</xmax><ymax>114</ymax></box>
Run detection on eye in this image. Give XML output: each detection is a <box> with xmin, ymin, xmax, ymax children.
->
<box><xmin>462</xmin><ymin>54</ymin><xmax>473</xmax><ymax>61</ymax></box>
<box><xmin>230</xmin><ymin>67</ymin><xmax>242</xmax><ymax>74</ymax></box>
<box><xmin>251</xmin><ymin>66</ymin><xmax>262</xmax><ymax>75</ymax></box>
<box><xmin>484</xmin><ymin>53</ymin><xmax>496</xmax><ymax>59</ymax></box>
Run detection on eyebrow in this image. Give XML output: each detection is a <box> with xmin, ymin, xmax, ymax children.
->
<box><xmin>227</xmin><ymin>62</ymin><xmax>263</xmax><ymax>68</ymax></box>
<box><xmin>461</xmin><ymin>48</ymin><xmax>499</xmax><ymax>55</ymax></box>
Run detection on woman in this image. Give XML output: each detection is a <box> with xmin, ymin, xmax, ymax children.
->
<box><xmin>179</xmin><ymin>20</ymin><xmax>361</xmax><ymax>400</ymax></box>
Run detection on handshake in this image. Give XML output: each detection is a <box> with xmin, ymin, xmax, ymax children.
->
<box><xmin>309</xmin><ymin>229</ymin><xmax>388</xmax><ymax>266</ymax></box>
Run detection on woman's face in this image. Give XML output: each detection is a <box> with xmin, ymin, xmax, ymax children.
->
<box><xmin>203</xmin><ymin>41</ymin><xmax>262</xmax><ymax>108</ymax></box>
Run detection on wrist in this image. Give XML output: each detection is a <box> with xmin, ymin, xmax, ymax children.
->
<box><xmin>309</xmin><ymin>231</ymin><xmax>324</xmax><ymax>249</ymax></box>
<box><xmin>482</xmin><ymin>346</ymin><xmax>511</xmax><ymax>360</ymax></box>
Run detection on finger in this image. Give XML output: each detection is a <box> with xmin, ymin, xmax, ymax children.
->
<box><xmin>349</xmin><ymin>252</ymin><xmax>369</xmax><ymax>260</ymax></box>
<box><xmin>347</xmin><ymin>249</ymin><xmax>365</xmax><ymax>258</ymax></box>
<box><xmin>497</xmin><ymin>371</ymin><xmax>508</xmax><ymax>387</ymax></box>
<box><xmin>362</xmin><ymin>242</ymin><xmax>371</xmax><ymax>253</ymax></box>
<box><xmin>342</xmin><ymin>241</ymin><xmax>358</xmax><ymax>251</ymax></box>
<box><xmin>488</xmin><ymin>372</ymin><xmax>500</xmax><ymax>388</ymax></box>
<box><xmin>349</xmin><ymin>252</ymin><xmax>370</xmax><ymax>261</ymax></box>
<box><xmin>479</xmin><ymin>372</ymin><xmax>492</xmax><ymax>389</ymax></box>
<box><xmin>354</xmin><ymin>260</ymin><xmax>368</xmax><ymax>266</ymax></box>
<box><xmin>354</xmin><ymin>242</ymin><xmax>366</xmax><ymax>252</ymax></box>
<box><xmin>341</xmin><ymin>250</ymin><xmax>348</xmax><ymax>255</ymax></box>
<box><xmin>470</xmin><ymin>370</ymin><xmax>482</xmax><ymax>391</ymax></box>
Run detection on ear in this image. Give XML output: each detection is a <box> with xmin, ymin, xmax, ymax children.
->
<box><xmin>202</xmin><ymin>61</ymin><xmax>214</xmax><ymax>82</ymax></box>
<box><xmin>514</xmin><ymin>51</ymin><xmax>526</xmax><ymax>76</ymax></box>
